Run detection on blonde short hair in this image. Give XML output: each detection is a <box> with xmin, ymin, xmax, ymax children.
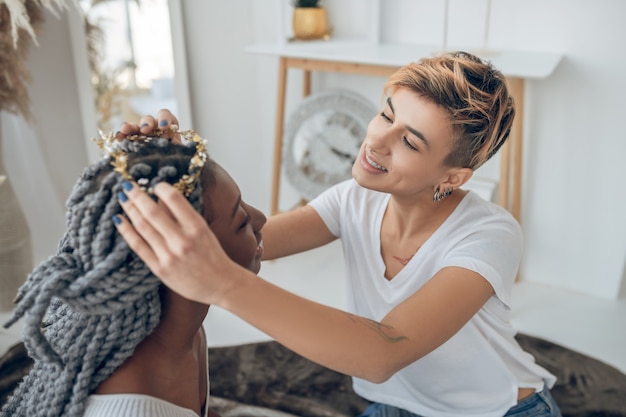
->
<box><xmin>385</xmin><ymin>51</ymin><xmax>515</xmax><ymax>170</ymax></box>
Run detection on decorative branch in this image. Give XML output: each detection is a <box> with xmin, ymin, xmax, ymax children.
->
<box><xmin>0</xmin><ymin>0</ymin><xmax>73</xmax><ymax>46</ymax></box>
<box><xmin>0</xmin><ymin>0</ymin><xmax>76</xmax><ymax>120</ymax></box>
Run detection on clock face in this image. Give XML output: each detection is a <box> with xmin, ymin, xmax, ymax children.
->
<box><xmin>283</xmin><ymin>90</ymin><xmax>377</xmax><ymax>201</ymax></box>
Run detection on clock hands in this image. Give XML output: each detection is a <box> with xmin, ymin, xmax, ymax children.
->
<box><xmin>283</xmin><ymin>90</ymin><xmax>377</xmax><ymax>201</ymax></box>
<box><xmin>330</xmin><ymin>146</ymin><xmax>354</xmax><ymax>160</ymax></box>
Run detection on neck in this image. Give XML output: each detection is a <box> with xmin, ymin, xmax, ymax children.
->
<box><xmin>386</xmin><ymin>189</ymin><xmax>466</xmax><ymax>238</ymax></box>
<box><xmin>148</xmin><ymin>287</ymin><xmax>210</xmax><ymax>352</ymax></box>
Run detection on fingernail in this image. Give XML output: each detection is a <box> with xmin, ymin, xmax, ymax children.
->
<box><xmin>141</xmin><ymin>123</ymin><xmax>149</xmax><ymax>127</ymax></box>
<box><xmin>159</xmin><ymin>120</ymin><xmax>168</xmax><ymax>127</ymax></box>
<box><xmin>117</xmin><ymin>191</ymin><xmax>128</xmax><ymax>203</ymax></box>
<box><xmin>122</xmin><ymin>181</ymin><xmax>133</xmax><ymax>191</ymax></box>
<box><xmin>112</xmin><ymin>215</ymin><xmax>122</xmax><ymax>225</ymax></box>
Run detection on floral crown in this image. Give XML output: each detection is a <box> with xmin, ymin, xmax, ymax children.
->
<box><xmin>94</xmin><ymin>125</ymin><xmax>208</xmax><ymax>196</ymax></box>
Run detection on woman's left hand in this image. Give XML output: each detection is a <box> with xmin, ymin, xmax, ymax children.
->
<box><xmin>117</xmin><ymin>109</ymin><xmax>181</xmax><ymax>139</ymax></box>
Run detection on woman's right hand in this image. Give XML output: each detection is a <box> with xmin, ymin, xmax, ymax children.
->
<box><xmin>114</xmin><ymin>181</ymin><xmax>242</xmax><ymax>307</ymax></box>
<box><xmin>117</xmin><ymin>109</ymin><xmax>180</xmax><ymax>138</ymax></box>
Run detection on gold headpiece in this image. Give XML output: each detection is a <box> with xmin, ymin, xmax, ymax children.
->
<box><xmin>94</xmin><ymin>125</ymin><xmax>208</xmax><ymax>196</ymax></box>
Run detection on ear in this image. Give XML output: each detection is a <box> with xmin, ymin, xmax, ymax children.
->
<box><xmin>438</xmin><ymin>167</ymin><xmax>473</xmax><ymax>190</ymax></box>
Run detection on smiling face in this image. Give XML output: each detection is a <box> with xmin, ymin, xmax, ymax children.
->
<box><xmin>352</xmin><ymin>87</ymin><xmax>461</xmax><ymax>200</ymax></box>
<box><xmin>201</xmin><ymin>163</ymin><xmax>266</xmax><ymax>274</ymax></box>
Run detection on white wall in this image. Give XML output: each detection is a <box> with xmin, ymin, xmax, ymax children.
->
<box><xmin>2</xmin><ymin>9</ymin><xmax>88</xmax><ymax>266</ymax></box>
<box><xmin>176</xmin><ymin>0</ymin><xmax>626</xmax><ymax>299</ymax></box>
<box><xmin>12</xmin><ymin>1</ymin><xmax>626</xmax><ymax>299</ymax></box>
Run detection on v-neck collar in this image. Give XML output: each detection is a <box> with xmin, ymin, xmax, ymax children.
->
<box><xmin>375</xmin><ymin>191</ymin><xmax>473</xmax><ymax>284</ymax></box>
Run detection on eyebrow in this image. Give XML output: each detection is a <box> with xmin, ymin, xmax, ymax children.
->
<box><xmin>232</xmin><ymin>195</ymin><xmax>241</xmax><ymax>219</ymax></box>
<box><xmin>387</xmin><ymin>97</ymin><xmax>431</xmax><ymax>150</ymax></box>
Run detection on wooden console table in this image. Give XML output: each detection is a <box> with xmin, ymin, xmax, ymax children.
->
<box><xmin>246</xmin><ymin>41</ymin><xmax>562</xmax><ymax>219</ymax></box>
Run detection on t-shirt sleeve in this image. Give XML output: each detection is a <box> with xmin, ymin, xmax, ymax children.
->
<box><xmin>442</xmin><ymin>213</ymin><xmax>523</xmax><ymax>308</ymax></box>
<box><xmin>308</xmin><ymin>179</ymin><xmax>354</xmax><ymax>238</ymax></box>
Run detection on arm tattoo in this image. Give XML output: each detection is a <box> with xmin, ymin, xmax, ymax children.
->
<box><xmin>347</xmin><ymin>313</ymin><xmax>408</xmax><ymax>343</ymax></box>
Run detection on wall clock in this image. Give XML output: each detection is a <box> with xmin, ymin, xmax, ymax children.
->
<box><xmin>283</xmin><ymin>90</ymin><xmax>377</xmax><ymax>201</ymax></box>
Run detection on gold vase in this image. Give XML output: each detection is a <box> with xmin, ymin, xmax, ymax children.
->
<box><xmin>292</xmin><ymin>7</ymin><xmax>329</xmax><ymax>40</ymax></box>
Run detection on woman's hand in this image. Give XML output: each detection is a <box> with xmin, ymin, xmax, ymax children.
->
<box><xmin>117</xmin><ymin>109</ymin><xmax>180</xmax><ymax>138</ymax></box>
<box><xmin>114</xmin><ymin>181</ymin><xmax>239</xmax><ymax>306</ymax></box>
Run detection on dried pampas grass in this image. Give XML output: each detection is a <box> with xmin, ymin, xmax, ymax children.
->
<box><xmin>0</xmin><ymin>0</ymin><xmax>73</xmax><ymax>120</ymax></box>
<box><xmin>1</xmin><ymin>0</ymin><xmax>71</xmax><ymax>46</ymax></box>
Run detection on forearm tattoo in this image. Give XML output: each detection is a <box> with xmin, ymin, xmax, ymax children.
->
<box><xmin>347</xmin><ymin>314</ymin><xmax>408</xmax><ymax>343</ymax></box>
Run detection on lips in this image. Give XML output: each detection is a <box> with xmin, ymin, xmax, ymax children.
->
<box><xmin>364</xmin><ymin>152</ymin><xmax>387</xmax><ymax>172</ymax></box>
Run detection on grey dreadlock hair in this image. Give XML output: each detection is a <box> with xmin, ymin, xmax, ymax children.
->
<box><xmin>1</xmin><ymin>137</ymin><xmax>211</xmax><ymax>417</ymax></box>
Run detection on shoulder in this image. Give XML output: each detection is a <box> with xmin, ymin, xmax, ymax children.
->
<box><xmin>443</xmin><ymin>192</ymin><xmax>524</xmax><ymax>268</ymax></box>
<box><xmin>442</xmin><ymin>192</ymin><xmax>523</xmax><ymax>306</ymax></box>
<box><xmin>310</xmin><ymin>179</ymin><xmax>387</xmax><ymax>230</ymax></box>
<box><xmin>458</xmin><ymin>192</ymin><xmax>521</xmax><ymax>236</ymax></box>
<box><xmin>313</xmin><ymin>179</ymin><xmax>387</xmax><ymax>208</ymax></box>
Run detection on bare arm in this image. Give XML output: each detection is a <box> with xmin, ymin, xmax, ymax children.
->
<box><xmin>216</xmin><ymin>264</ymin><xmax>493</xmax><ymax>382</ymax></box>
<box><xmin>261</xmin><ymin>205</ymin><xmax>336</xmax><ymax>260</ymax></box>
<box><xmin>116</xmin><ymin>182</ymin><xmax>494</xmax><ymax>383</ymax></box>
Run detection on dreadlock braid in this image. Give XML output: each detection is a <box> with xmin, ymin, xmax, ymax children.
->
<box><xmin>1</xmin><ymin>137</ymin><xmax>208</xmax><ymax>417</ymax></box>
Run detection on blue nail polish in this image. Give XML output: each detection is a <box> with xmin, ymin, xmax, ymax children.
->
<box><xmin>141</xmin><ymin>123</ymin><xmax>149</xmax><ymax>127</ymax></box>
<box><xmin>122</xmin><ymin>181</ymin><xmax>133</xmax><ymax>191</ymax></box>
<box><xmin>159</xmin><ymin>120</ymin><xmax>168</xmax><ymax>127</ymax></box>
<box><xmin>117</xmin><ymin>191</ymin><xmax>128</xmax><ymax>203</ymax></box>
<box><xmin>112</xmin><ymin>215</ymin><xmax>122</xmax><ymax>225</ymax></box>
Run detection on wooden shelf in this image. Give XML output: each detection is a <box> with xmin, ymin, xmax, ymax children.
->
<box><xmin>246</xmin><ymin>41</ymin><xmax>562</xmax><ymax>79</ymax></box>
<box><xmin>246</xmin><ymin>41</ymin><xmax>563</xmax><ymax>218</ymax></box>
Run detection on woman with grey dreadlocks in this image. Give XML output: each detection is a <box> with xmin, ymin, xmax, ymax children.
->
<box><xmin>1</xmin><ymin>129</ymin><xmax>267</xmax><ymax>417</ymax></box>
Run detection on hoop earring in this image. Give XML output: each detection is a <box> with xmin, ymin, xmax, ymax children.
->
<box><xmin>433</xmin><ymin>187</ymin><xmax>453</xmax><ymax>202</ymax></box>
<box><xmin>433</xmin><ymin>187</ymin><xmax>441</xmax><ymax>202</ymax></box>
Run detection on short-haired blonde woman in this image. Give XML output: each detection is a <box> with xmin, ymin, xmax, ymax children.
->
<box><xmin>116</xmin><ymin>52</ymin><xmax>562</xmax><ymax>417</ymax></box>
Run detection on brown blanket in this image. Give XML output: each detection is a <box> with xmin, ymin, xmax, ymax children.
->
<box><xmin>206</xmin><ymin>334</ymin><xmax>626</xmax><ymax>417</ymax></box>
<box><xmin>2</xmin><ymin>334</ymin><xmax>626</xmax><ymax>416</ymax></box>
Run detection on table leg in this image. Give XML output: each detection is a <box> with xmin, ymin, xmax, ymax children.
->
<box><xmin>499</xmin><ymin>77</ymin><xmax>524</xmax><ymax>223</ymax></box>
<box><xmin>303</xmin><ymin>70</ymin><xmax>311</xmax><ymax>97</ymax></box>
<box><xmin>498</xmin><ymin>135</ymin><xmax>511</xmax><ymax>210</ymax></box>
<box><xmin>508</xmin><ymin>77</ymin><xmax>524</xmax><ymax>222</ymax></box>
<box><xmin>271</xmin><ymin>57</ymin><xmax>288</xmax><ymax>215</ymax></box>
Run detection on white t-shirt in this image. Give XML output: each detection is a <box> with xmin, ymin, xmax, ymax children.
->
<box><xmin>84</xmin><ymin>394</ymin><xmax>203</xmax><ymax>417</ymax></box>
<box><xmin>309</xmin><ymin>179</ymin><xmax>556</xmax><ymax>417</ymax></box>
